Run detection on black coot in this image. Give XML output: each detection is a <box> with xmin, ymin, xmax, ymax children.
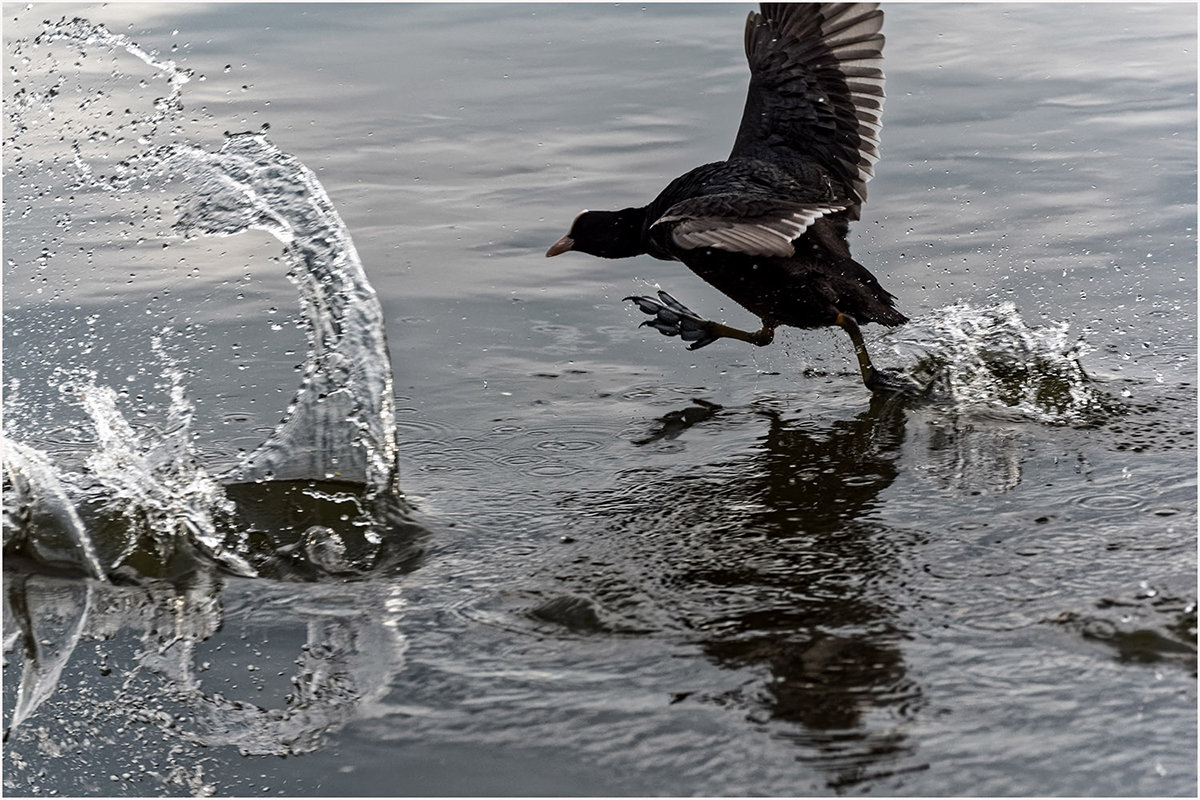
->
<box><xmin>547</xmin><ymin>3</ymin><xmax>910</xmax><ymax>392</ymax></box>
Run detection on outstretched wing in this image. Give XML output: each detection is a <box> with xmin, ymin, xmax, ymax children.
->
<box><xmin>730</xmin><ymin>3</ymin><xmax>885</xmax><ymax>220</ymax></box>
<box><xmin>651</xmin><ymin>193</ymin><xmax>844</xmax><ymax>258</ymax></box>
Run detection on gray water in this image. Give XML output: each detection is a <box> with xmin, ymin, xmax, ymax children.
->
<box><xmin>3</xmin><ymin>2</ymin><xmax>1196</xmax><ymax>796</ymax></box>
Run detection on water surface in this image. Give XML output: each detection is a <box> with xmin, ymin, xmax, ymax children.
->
<box><xmin>3</xmin><ymin>3</ymin><xmax>1196</xmax><ymax>796</ymax></box>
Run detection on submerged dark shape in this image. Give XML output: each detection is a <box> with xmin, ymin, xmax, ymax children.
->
<box><xmin>547</xmin><ymin>3</ymin><xmax>911</xmax><ymax>392</ymax></box>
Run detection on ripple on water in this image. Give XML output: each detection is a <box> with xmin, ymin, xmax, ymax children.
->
<box><xmin>533</xmin><ymin>438</ymin><xmax>603</xmax><ymax>453</ymax></box>
<box><xmin>483</xmin><ymin>422</ymin><xmax>615</xmax><ymax>481</ymax></box>
<box><xmin>393</xmin><ymin>405</ymin><xmax>459</xmax><ymax>438</ymax></box>
<box><xmin>1072</xmin><ymin>492</ymin><xmax>1146</xmax><ymax>511</ymax></box>
<box><xmin>398</xmin><ymin>438</ymin><xmax>467</xmax><ymax>459</ymax></box>
<box><xmin>525</xmin><ymin>462</ymin><xmax>588</xmax><ymax>478</ymax></box>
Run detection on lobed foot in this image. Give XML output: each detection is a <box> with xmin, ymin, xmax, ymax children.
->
<box><xmin>625</xmin><ymin>290</ymin><xmax>720</xmax><ymax>350</ymax></box>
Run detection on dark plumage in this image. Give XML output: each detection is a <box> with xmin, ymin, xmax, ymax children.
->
<box><xmin>547</xmin><ymin>3</ymin><xmax>911</xmax><ymax>391</ymax></box>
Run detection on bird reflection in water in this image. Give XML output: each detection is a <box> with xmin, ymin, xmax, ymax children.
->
<box><xmin>560</xmin><ymin>392</ymin><xmax>931</xmax><ymax>789</ymax></box>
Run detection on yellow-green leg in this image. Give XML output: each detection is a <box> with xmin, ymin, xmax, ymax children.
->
<box><xmin>836</xmin><ymin>312</ymin><xmax>923</xmax><ymax>394</ymax></box>
<box><xmin>704</xmin><ymin>320</ymin><xmax>776</xmax><ymax>347</ymax></box>
<box><xmin>834</xmin><ymin>312</ymin><xmax>878</xmax><ymax>387</ymax></box>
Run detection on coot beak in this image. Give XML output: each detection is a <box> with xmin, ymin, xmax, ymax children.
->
<box><xmin>546</xmin><ymin>233</ymin><xmax>575</xmax><ymax>257</ymax></box>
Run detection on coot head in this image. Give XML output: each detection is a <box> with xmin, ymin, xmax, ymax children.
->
<box><xmin>546</xmin><ymin>208</ymin><xmax>646</xmax><ymax>259</ymax></box>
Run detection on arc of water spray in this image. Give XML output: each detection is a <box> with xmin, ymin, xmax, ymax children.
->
<box><xmin>28</xmin><ymin>19</ymin><xmax>400</xmax><ymax>498</ymax></box>
<box><xmin>166</xmin><ymin>132</ymin><xmax>400</xmax><ymax>496</ymax></box>
<box><xmin>2</xmin><ymin>439</ymin><xmax>107</xmax><ymax>582</ymax></box>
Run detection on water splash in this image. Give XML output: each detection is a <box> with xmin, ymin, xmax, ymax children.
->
<box><xmin>3</xmin><ymin>568</ymin><xmax>410</xmax><ymax>767</ymax></box>
<box><xmin>2</xmin><ymin>438</ymin><xmax>105</xmax><ymax>581</ymax></box>
<box><xmin>167</xmin><ymin>133</ymin><xmax>399</xmax><ymax>494</ymax></box>
<box><xmin>3</xmin><ymin>15</ymin><xmax>424</xmax><ymax>766</ymax></box>
<box><xmin>3</xmin><ymin>16</ymin><xmax>408</xmax><ymax>579</ymax></box>
<box><xmin>4</xmin><ymin>351</ymin><xmax>255</xmax><ymax>578</ymax></box>
<box><xmin>3</xmin><ymin>577</ymin><xmax>95</xmax><ymax>742</ymax></box>
<box><xmin>885</xmin><ymin>302</ymin><xmax>1121</xmax><ymax>425</ymax></box>
<box><xmin>31</xmin><ymin>16</ymin><xmax>191</xmax><ymax>121</ymax></box>
<box><xmin>77</xmin><ymin>365</ymin><xmax>253</xmax><ymax>576</ymax></box>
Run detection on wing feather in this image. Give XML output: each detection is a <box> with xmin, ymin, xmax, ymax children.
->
<box><xmin>651</xmin><ymin>196</ymin><xmax>845</xmax><ymax>257</ymax></box>
<box><xmin>730</xmin><ymin>3</ymin><xmax>886</xmax><ymax>219</ymax></box>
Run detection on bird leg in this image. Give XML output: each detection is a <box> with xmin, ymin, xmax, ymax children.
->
<box><xmin>626</xmin><ymin>290</ymin><xmax>774</xmax><ymax>351</ymax></box>
<box><xmin>835</xmin><ymin>312</ymin><xmax>922</xmax><ymax>394</ymax></box>
<box><xmin>834</xmin><ymin>312</ymin><xmax>877</xmax><ymax>386</ymax></box>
